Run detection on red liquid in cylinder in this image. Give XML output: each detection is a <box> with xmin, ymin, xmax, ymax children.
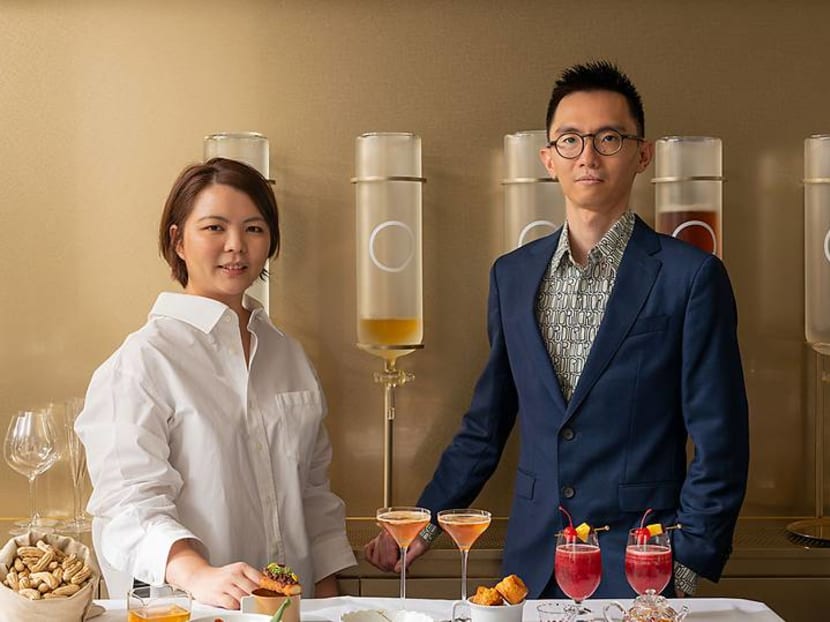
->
<box><xmin>656</xmin><ymin>209</ymin><xmax>720</xmax><ymax>255</ymax></box>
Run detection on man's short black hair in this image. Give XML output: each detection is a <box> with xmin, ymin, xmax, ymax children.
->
<box><xmin>545</xmin><ymin>60</ymin><xmax>645</xmax><ymax>137</ymax></box>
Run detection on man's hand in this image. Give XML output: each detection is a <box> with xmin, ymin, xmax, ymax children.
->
<box><xmin>363</xmin><ymin>530</ymin><xmax>429</xmax><ymax>573</ymax></box>
<box><xmin>314</xmin><ymin>573</ymin><xmax>339</xmax><ymax>598</ymax></box>
<box><xmin>166</xmin><ymin>540</ymin><xmax>261</xmax><ymax>609</ymax></box>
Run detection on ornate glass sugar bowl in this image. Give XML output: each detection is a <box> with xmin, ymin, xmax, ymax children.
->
<box><xmin>604</xmin><ymin>593</ymin><xmax>689</xmax><ymax>622</ymax></box>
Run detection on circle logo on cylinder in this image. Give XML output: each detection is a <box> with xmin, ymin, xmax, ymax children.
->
<box><xmin>369</xmin><ymin>220</ymin><xmax>415</xmax><ymax>273</ymax></box>
<box><xmin>517</xmin><ymin>220</ymin><xmax>556</xmax><ymax>248</ymax></box>
<box><xmin>824</xmin><ymin>229</ymin><xmax>830</xmax><ymax>264</ymax></box>
<box><xmin>672</xmin><ymin>220</ymin><xmax>717</xmax><ymax>254</ymax></box>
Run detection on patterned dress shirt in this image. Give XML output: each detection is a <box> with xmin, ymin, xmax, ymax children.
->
<box><xmin>536</xmin><ymin>211</ymin><xmax>635</xmax><ymax>402</ymax></box>
<box><xmin>535</xmin><ymin>210</ymin><xmax>698</xmax><ymax>595</ymax></box>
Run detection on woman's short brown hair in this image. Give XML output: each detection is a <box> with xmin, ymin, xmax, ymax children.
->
<box><xmin>159</xmin><ymin>157</ymin><xmax>280</xmax><ymax>287</ymax></box>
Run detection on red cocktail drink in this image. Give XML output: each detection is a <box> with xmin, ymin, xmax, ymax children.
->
<box><xmin>555</xmin><ymin>543</ymin><xmax>602</xmax><ymax>602</ymax></box>
<box><xmin>625</xmin><ymin>544</ymin><xmax>672</xmax><ymax>595</ymax></box>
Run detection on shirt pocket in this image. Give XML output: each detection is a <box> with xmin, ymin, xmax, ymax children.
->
<box><xmin>272</xmin><ymin>390</ymin><xmax>324</xmax><ymax>463</ymax></box>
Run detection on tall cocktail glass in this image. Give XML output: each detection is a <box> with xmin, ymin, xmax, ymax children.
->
<box><xmin>554</xmin><ymin>530</ymin><xmax>601</xmax><ymax>622</ymax></box>
<box><xmin>437</xmin><ymin>508</ymin><xmax>491</xmax><ymax>599</ymax></box>
<box><xmin>625</xmin><ymin>528</ymin><xmax>672</xmax><ymax>596</ymax></box>
<box><xmin>376</xmin><ymin>506</ymin><xmax>431</xmax><ymax>609</ymax></box>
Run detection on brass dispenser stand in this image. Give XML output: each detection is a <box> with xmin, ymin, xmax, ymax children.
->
<box><xmin>353</xmin><ymin>132</ymin><xmax>426</xmax><ymax>507</ymax></box>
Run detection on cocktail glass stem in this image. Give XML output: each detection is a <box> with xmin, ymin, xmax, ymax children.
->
<box><xmin>460</xmin><ymin>548</ymin><xmax>469</xmax><ymax>600</ymax></box>
<box><xmin>27</xmin><ymin>476</ymin><xmax>36</xmax><ymax>526</ymax></box>
<box><xmin>399</xmin><ymin>544</ymin><xmax>408</xmax><ymax>608</ymax></box>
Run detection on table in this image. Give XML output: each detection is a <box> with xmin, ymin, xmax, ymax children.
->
<box><xmin>96</xmin><ymin>595</ymin><xmax>785</xmax><ymax>621</ymax></box>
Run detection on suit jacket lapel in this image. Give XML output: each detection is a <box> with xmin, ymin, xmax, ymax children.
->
<box><xmin>563</xmin><ymin>217</ymin><xmax>662</xmax><ymax>423</ymax></box>
<box><xmin>514</xmin><ymin>232</ymin><xmax>569</xmax><ymax>415</ymax></box>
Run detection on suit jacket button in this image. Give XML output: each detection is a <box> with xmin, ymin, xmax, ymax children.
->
<box><xmin>561</xmin><ymin>427</ymin><xmax>575</xmax><ymax>441</ymax></box>
<box><xmin>562</xmin><ymin>485</ymin><xmax>575</xmax><ymax>499</ymax></box>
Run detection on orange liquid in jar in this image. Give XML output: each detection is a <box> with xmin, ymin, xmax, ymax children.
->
<box><xmin>127</xmin><ymin>604</ymin><xmax>190</xmax><ymax>622</ymax></box>
<box><xmin>378</xmin><ymin>510</ymin><xmax>431</xmax><ymax>547</ymax></box>
<box><xmin>439</xmin><ymin>513</ymin><xmax>492</xmax><ymax>550</ymax></box>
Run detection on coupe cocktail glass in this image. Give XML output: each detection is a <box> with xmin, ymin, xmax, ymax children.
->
<box><xmin>554</xmin><ymin>530</ymin><xmax>601</xmax><ymax>622</ymax></box>
<box><xmin>625</xmin><ymin>528</ymin><xmax>672</xmax><ymax>596</ymax></box>
<box><xmin>438</xmin><ymin>508</ymin><xmax>491</xmax><ymax>599</ymax></box>
<box><xmin>376</xmin><ymin>506</ymin><xmax>431</xmax><ymax>609</ymax></box>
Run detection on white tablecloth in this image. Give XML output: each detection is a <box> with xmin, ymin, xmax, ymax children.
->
<box><xmin>95</xmin><ymin>595</ymin><xmax>785</xmax><ymax>621</ymax></box>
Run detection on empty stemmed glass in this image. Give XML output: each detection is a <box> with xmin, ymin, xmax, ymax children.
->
<box><xmin>438</xmin><ymin>508</ymin><xmax>491</xmax><ymax>599</ymax></box>
<box><xmin>376</xmin><ymin>506</ymin><xmax>431</xmax><ymax>609</ymax></box>
<box><xmin>60</xmin><ymin>398</ymin><xmax>92</xmax><ymax>532</ymax></box>
<box><xmin>4</xmin><ymin>409</ymin><xmax>61</xmax><ymax>534</ymax></box>
<box><xmin>555</xmin><ymin>529</ymin><xmax>602</xmax><ymax>622</ymax></box>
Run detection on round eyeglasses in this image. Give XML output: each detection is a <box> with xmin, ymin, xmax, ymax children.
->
<box><xmin>547</xmin><ymin>129</ymin><xmax>645</xmax><ymax>159</ymax></box>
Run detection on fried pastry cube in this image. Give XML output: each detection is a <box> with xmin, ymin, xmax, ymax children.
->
<box><xmin>495</xmin><ymin>574</ymin><xmax>528</xmax><ymax>604</ymax></box>
<box><xmin>470</xmin><ymin>585</ymin><xmax>503</xmax><ymax>606</ymax></box>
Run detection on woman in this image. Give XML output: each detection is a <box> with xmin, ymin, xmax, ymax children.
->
<box><xmin>76</xmin><ymin>158</ymin><xmax>355</xmax><ymax>608</ymax></box>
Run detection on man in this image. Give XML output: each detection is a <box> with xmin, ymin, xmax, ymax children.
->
<box><xmin>364</xmin><ymin>61</ymin><xmax>749</xmax><ymax>598</ymax></box>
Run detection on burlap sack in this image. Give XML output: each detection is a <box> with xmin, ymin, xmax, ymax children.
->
<box><xmin>0</xmin><ymin>530</ymin><xmax>100</xmax><ymax>622</ymax></box>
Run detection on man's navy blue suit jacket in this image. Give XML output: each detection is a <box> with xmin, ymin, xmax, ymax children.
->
<box><xmin>418</xmin><ymin>215</ymin><xmax>749</xmax><ymax>598</ymax></box>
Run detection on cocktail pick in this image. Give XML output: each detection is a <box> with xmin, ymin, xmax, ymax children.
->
<box><xmin>270</xmin><ymin>596</ymin><xmax>291</xmax><ymax>622</ymax></box>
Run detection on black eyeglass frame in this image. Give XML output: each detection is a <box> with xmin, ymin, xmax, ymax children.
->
<box><xmin>546</xmin><ymin>129</ymin><xmax>645</xmax><ymax>159</ymax></box>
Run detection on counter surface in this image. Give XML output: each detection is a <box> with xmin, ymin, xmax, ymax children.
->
<box><xmin>96</xmin><ymin>595</ymin><xmax>784</xmax><ymax>622</ymax></box>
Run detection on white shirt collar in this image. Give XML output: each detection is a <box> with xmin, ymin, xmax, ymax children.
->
<box><xmin>149</xmin><ymin>292</ymin><xmax>265</xmax><ymax>334</ymax></box>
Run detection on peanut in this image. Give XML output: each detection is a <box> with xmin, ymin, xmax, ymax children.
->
<box><xmin>18</xmin><ymin>588</ymin><xmax>41</xmax><ymax>600</ymax></box>
<box><xmin>53</xmin><ymin>583</ymin><xmax>81</xmax><ymax>596</ymax></box>
<box><xmin>31</xmin><ymin>550</ymin><xmax>54</xmax><ymax>573</ymax></box>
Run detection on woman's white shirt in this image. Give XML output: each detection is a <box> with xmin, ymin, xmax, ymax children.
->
<box><xmin>76</xmin><ymin>293</ymin><xmax>356</xmax><ymax>595</ymax></box>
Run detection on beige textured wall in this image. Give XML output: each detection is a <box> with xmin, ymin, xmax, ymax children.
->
<box><xmin>1</xmin><ymin>0</ymin><xmax>827</xmax><ymax>521</ymax></box>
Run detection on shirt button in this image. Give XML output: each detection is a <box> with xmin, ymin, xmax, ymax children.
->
<box><xmin>561</xmin><ymin>427</ymin><xmax>575</xmax><ymax>441</ymax></box>
<box><xmin>562</xmin><ymin>486</ymin><xmax>575</xmax><ymax>499</ymax></box>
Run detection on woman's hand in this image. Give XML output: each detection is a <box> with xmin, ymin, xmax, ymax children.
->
<box><xmin>166</xmin><ymin>540</ymin><xmax>261</xmax><ymax>609</ymax></box>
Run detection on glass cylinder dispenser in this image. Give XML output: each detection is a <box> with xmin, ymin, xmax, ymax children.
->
<box><xmin>354</xmin><ymin>132</ymin><xmax>424</xmax><ymax>360</ymax></box>
<box><xmin>203</xmin><ymin>132</ymin><xmax>272</xmax><ymax>312</ymax></box>
<box><xmin>805</xmin><ymin>135</ymin><xmax>830</xmax><ymax>354</ymax></box>
<box><xmin>503</xmin><ymin>130</ymin><xmax>565</xmax><ymax>251</ymax></box>
<box><xmin>653</xmin><ymin>136</ymin><xmax>723</xmax><ymax>257</ymax></box>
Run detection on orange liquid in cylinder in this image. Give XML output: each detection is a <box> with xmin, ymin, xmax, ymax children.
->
<box><xmin>378</xmin><ymin>510</ymin><xmax>431</xmax><ymax>547</ymax></box>
<box><xmin>439</xmin><ymin>513</ymin><xmax>492</xmax><ymax>551</ymax></box>
<box><xmin>359</xmin><ymin>318</ymin><xmax>421</xmax><ymax>346</ymax></box>
<box><xmin>127</xmin><ymin>604</ymin><xmax>190</xmax><ymax>622</ymax></box>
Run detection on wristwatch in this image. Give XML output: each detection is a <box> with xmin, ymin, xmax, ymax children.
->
<box><xmin>673</xmin><ymin>561</ymin><xmax>699</xmax><ymax>596</ymax></box>
<box><xmin>418</xmin><ymin>522</ymin><xmax>442</xmax><ymax>545</ymax></box>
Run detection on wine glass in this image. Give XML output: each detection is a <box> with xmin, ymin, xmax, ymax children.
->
<box><xmin>438</xmin><ymin>508</ymin><xmax>491</xmax><ymax>599</ymax></box>
<box><xmin>4</xmin><ymin>410</ymin><xmax>61</xmax><ymax>535</ymax></box>
<box><xmin>554</xmin><ymin>530</ymin><xmax>602</xmax><ymax>622</ymax></box>
<box><xmin>376</xmin><ymin>506</ymin><xmax>431</xmax><ymax>609</ymax></box>
<box><xmin>624</xmin><ymin>528</ymin><xmax>672</xmax><ymax>597</ymax></box>
<box><xmin>60</xmin><ymin>398</ymin><xmax>92</xmax><ymax>532</ymax></box>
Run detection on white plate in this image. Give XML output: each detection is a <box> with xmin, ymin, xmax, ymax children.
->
<box><xmin>191</xmin><ymin>615</ymin><xmax>272</xmax><ymax>622</ymax></box>
<box><xmin>342</xmin><ymin>610</ymin><xmax>434</xmax><ymax>622</ymax></box>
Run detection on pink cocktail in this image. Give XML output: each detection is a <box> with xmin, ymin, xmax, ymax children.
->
<box><xmin>625</xmin><ymin>544</ymin><xmax>672</xmax><ymax>595</ymax></box>
<box><xmin>555</xmin><ymin>542</ymin><xmax>602</xmax><ymax>602</ymax></box>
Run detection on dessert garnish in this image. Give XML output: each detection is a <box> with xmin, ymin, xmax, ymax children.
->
<box><xmin>633</xmin><ymin>508</ymin><xmax>682</xmax><ymax>545</ymax></box>
<box><xmin>557</xmin><ymin>505</ymin><xmax>609</xmax><ymax>542</ymax></box>
<box><xmin>260</xmin><ymin>562</ymin><xmax>302</xmax><ymax>596</ymax></box>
